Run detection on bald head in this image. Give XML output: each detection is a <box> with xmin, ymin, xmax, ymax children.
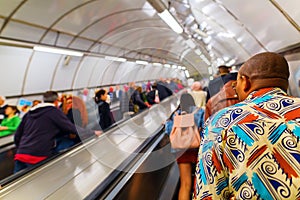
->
<box><xmin>239</xmin><ymin>52</ymin><xmax>289</xmax><ymax>91</ymax></box>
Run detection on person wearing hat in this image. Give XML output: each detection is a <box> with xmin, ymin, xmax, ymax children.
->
<box><xmin>194</xmin><ymin>52</ymin><xmax>300</xmax><ymax>199</ymax></box>
<box><xmin>0</xmin><ymin>105</ymin><xmax>21</xmax><ymax>137</ymax></box>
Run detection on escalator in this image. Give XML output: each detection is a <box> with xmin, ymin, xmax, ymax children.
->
<box><xmin>98</xmin><ymin>132</ymin><xmax>180</xmax><ymax>200</ymax></box>
<box><xmin>0</xmin><ymin>92</ymin><xmax>182</xmax><ymax>199</ymax></box>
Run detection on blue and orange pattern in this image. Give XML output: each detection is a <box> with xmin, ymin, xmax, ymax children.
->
<box><xmin>194</xmin><ymin>88</ymin><xmax>300</xmax><ymax>200</ymax></box>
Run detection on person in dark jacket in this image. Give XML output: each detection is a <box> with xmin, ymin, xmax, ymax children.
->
<box><xmin>130</xmin><ymin>86</ymin><xmax>149</xmax><ymax>113</ymax></box>
<box><xmin>14</xmin><ymin>91</ymin><xmax>101</xmax><ymax>173</ymax></box>
<box><xmin>147</xmin><ymin>82</ymin><xmax>159</xmax><ymax>105</ymax></box>
<box><xmin>157</xmin><ymin>80</ymin><xmax>173</xmax><ymax>101</ymax></box>
<box><xmin>95</xmin><ymin>89</ymin><xmax>113</xmax><ymax>130</ymax></box>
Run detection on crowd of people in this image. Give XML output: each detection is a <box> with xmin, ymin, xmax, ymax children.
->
<box><xmin>1</xmin><ymin>52</ymin><xmax>299</xmax><ymax>200</ymax></box>
<box><xmin>0</xmin><ymin>78</ymin><xmax>183</xmax><ymax>173</ymax></box>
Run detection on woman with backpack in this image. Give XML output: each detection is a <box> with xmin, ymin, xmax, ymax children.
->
<box><xmin>165</xmin><ymin>93</ymin><xmax>204</xmax><ymax>200</ymax></box>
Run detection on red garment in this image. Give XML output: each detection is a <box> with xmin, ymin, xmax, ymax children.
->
<box><xmin>14</xmin><ymin>153</ymin><xmax>47</xmax><ymax>164</ymax></box>
<box><xmin>176</xmin><ymin>148</ymin><xmax>198</xmax><ymax>163</ymax></box>
<box><xmin>205</xmin><ymin>80</ymin><xmax>239</xmax><ymax>120</ymax></box>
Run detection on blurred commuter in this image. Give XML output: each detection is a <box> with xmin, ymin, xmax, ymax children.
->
<box><xmin>55</xmin><ymin>95</ymin><xmax>83</xmax><ymax>151</ymax></box>
<box><xmin>168</xmin><ymin>78</ymin><xmax>179</xmax><ymax>93</ymax></box>
<box><xmin>32</xmin><ymin>100</ymin><xmax>41</xmax><ymax>107</ymax></box>
<box><xmin>0</xmin><ymin>96</ymin><xmax>8</xmax><ymax>123</ymax></box>
<box><xmin>130</xmin><ymin>86</ymin><xmax>150</xmax><ymax>113</ymax></box>
<box><xmin>189</xmin><ymin>81</ymin><xmax>206</xmax><ymax>109</ymax></box>
<box><xmin>108</xmin><ymin>86</ymin><xmax>116</xmax><ymax>103</ymax></box>
<box><xmin>62</xmin><ymin>96</ymin><xmax>82</xmax><ymax>126</ymax></box>
<box><xmin>146</xmin><ymin>80</ymin><xmax>152</xmax><ymax>92</ymax></box>
<box><xmin>81</xmin><ymin>88</ymin><xmax>89</xmax><ymax>102</ymax></box>
<box><xmin>120</xmin><ymin>85</ymin><xmax>134</xmax><ymax>116</ymax></box>
<box><xmin>14</xmin><ymin>91</ymin><xmax>101</xmax><ymax>173</ymax></box>
<box><xmin>0</xmin><ymin>105</ymin><xmax>21</xmax><ymax>137</ymax></box>
<box><xmin>205</xmin><ymin>79</ymin><xmax>239</xmax><ymax>120</ymax></box>
<box><xmin>206</xmin><ymin>65</ymin><xmax>230</xmax><ymax>102</ymax></box>
<box><xmin>95</xmin><ymin>89</ymin><xmax>113</xmax><ymax>130</ymax></box>
<box><xmin>157</xmin><ymin>79</ymin><xmax>173</xmax><ymax>101</ymax></box>
<box><xmin>114</xmin><ymin>85</ymin><xmax>122</xmax><ymax>102</ymax></box>
<box><xmin>175</xmin><ymin>78</ymin><xmax>184</xmax><ymax>92</ymax></box>
<box><xmin>72</xmin><ymin>96</ymin><xmax>88</xmax><ymax>128</ymax></box>
<box><xmin>19</xmin><ymin>105</ymin><xmax>30</xmax><ymax>119</ymax></box>
<box><xmin>165</xmin><ymin>93</ymin><xmax>204</xmax><ymax>200</ymax></box>
<box><xmin>194</xmin><ymin>52</ymin><xmax>300</xmax><ymax>199</ymax></box>
<box><xmin>147</xmin><ymin>82</ymin><xmax>160</xmax><ymax>105</ymax></box>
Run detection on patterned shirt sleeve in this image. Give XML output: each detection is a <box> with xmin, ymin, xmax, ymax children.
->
<box><xmin>194</xmin><ymin>114</ymin><xmax>231</xmax><ymax>199</ymax></box>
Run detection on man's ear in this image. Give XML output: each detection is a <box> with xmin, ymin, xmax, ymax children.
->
<box><xmin>242</xmin><ymin>76</ymin><xmax>251</xmax><ymax>92</ymax></box>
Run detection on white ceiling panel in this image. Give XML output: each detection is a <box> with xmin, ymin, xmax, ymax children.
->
<box><xmin>101</xmin><ymin>27</ymin><xmax>184</xmax><ymax>59</ymax></box>
<box><xmin>134</xmin><ymin>64</ymin><xmax>152</xmax><ymax>82</ymax></box>
<box><xmin>0</xmin><ymin>0</ymin><xmax>22</xmax><ymax>17</ymax></box>
<box><xmin>51</xmin><ymin>56</ymin><xmax>81</xmax><ymax>91</ymax></box>
<box><xmin>0</xmin><ymin>46</ymin><xmax>31</xmax><ymax>96</ymax></box>
<box><xmin>42</xmin><ymin>32</ymin><xmax>75</xmax><ymax>47</ymax></box>
<box><xmin>101</xmin><ymin>23</ymin><xmax>169</xmax><ymax>45</ymax></box>
<box><xmin>23</xmin><ymin>52</ymin><xmax>61</xmax><ymax>94</ymax></box>
<box><xmin>231</xmin><ymin>27</ymin><xmax>262</xmax><ymax>57</ymax></box>
<box><xmin>80</xmin><ymin>10</ymin><xmax>157</xmax><ymax>40</ymax></box>
<box><xmin>276</xmin><ymin>0</ymin><xmax>300</xmax><ymax>25</ymax></box>
<box><xmin>2</xmin><ymin>21</ymin><xmax>45</xmax><ymax>42</ymax></box>
<box><xmin>221</xmin><ymin>0</ymin><xmax>300</xmax><ymax>51</ymax></box>
<box><xmin>13</xmin><ymin>0</ymin><xmax>85</xmax><ymax>27</ymax></box>
<box><xmin>88</xmin><ymin>59</ymin><xmax>113</xmax><ymax>88</ymax></box>
<box><xmin>113</xmin><ymin>64</ymin><xmax>143</xmax><ymax>83</ymax></box>
<box><xmin>73</xmin><ymin>57</ymin><xmax>101</xmax><ymax>89</ymax></box>
<box><xmin>138</xmin><ymin>64</ymin><xmax>154</xmax><ymax>81</ymax></box>
<box><xmin>69</xmin><ymin>38</ymin><xmax>94</xmax><ymax>51</ymax></box>
<box><xmin>54</xmin><ymin>0</ymin><xmax>146</xmax><ymax>35</ymax></box>
<box><xmin>111</xmin><ymin>62</ymin><xmax>136</xmax><ymax>84</ymax></box>
<box><xmin>100</xmin><ymin>62</ymin><xmax>121</xmax><ymax>85</ymax></box>
<box><xmin>150</xmin><ymin>65</ymin><xmax>166</xmax><ymax>80</ymax></box>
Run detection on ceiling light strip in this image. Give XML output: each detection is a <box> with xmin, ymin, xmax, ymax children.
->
<box><xmin>33</xmin><ymin>46</ymin><xmax>83</xmax><ymax>57</ymax></box>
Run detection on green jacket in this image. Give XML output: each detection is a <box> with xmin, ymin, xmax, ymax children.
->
<box><xmin>0</xmin><ymin>115</ymin><xmax>21</xmax><ymax>137</ymax></box>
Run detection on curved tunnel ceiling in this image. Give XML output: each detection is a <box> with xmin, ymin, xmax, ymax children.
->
<box><xmin>0</xmin><ymin>0</ymin><xmax>299</xmax><ymax>97</ymax></box>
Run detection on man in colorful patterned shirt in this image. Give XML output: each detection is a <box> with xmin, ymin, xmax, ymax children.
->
<box><xmin>194</xmin><ymin>52</ymin><xmax>300</xmax><ymax>200</ymax></box>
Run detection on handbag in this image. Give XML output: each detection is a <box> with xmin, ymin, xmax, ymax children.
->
<box><xmin>154</xmin><ymin>90</ymin><xmax>160</xmax><ymax>103</ymax></box>
<box><xmin>133</xmin><ymin>104</ymin><xmax>140</xmax><ymax>113</ymax></box>
<box><xmin>169</xmin><ymin>109</ymin><xmax>201</xmax><ymax>149</ymax></box>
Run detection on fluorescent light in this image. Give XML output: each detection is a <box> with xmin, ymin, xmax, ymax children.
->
<box><xmin>184</xmin><ymin>70</ymin><xmax>190</xmax><ymax>78</ymax></box>
<box><xmin>105</xmin><ymin>56</ymin><xmax>127</xmax><ymax>62</ymax></box>
<box><xmin>34</xmin><ymin>46</ymin><xmax>83</xmax><ymax>57</ymax></box>
<box><xmin>164</xmin><ymin>64</ymin><xmax>171</xmax><ymax>68</ymax></box>
<box><xmin>136</xmin><ymin>60</ymin><xmax>149</xmax><ymax>65</ymax></box>
<box><xmin>208</xmin><ymin>67</ymin><xmax>213</xmax><ymax>74</ymax></box>
<box><xmin>185</xmin><ymin>39</ymin><xmax>196</xmax><ymax>49</ymax></box>
<box><xmin>227</xmin><ymin>59</ymin><xmax>236</xmax><ymax>66</ymax></box>
<box><xmin>172</xmin><ymin>64</ymin><xmax>177</xmax><ymax>69</ymax></box>
<box><xmin>158</xmin><ymin>10</ymin><xmax>183</xmax><ymax>34</ymax></box>
<box><xmin>200</xmin><ymin>55</ymin><xmax>211</xmax><ymax>65</ymax></box>
<box><xmin>195</xmin><ymin>28</ymin><xmax>208</xmax><ymax>37</ymax></box>
<box><xmin>217</xmin><ymin>32</ymin><xmax>235</xmax><ymax>38</ymax></box>
<box><xmin>153</xmin><ymin>62</ymin><xmax>162</xmax><ymax>66</ymax></box>
<box><xmin>195</xmin><ymin>49</ymin><xmax>202</xmax><ymax>55</ymax></box>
